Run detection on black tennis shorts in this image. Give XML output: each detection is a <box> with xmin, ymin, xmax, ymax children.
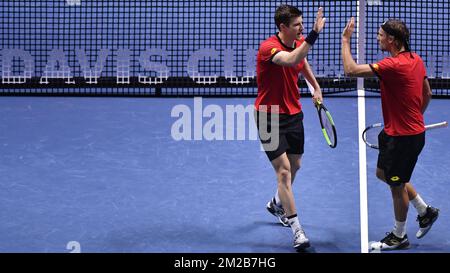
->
<box><xmin>254</xmin><ymin>110</ymin><xmax>304</xmax><ymax>161</ymax></box>
<box><xmin>377</xmin><ymin>130</ymin><xmax>425</xmax><ymax>186</ymax></box>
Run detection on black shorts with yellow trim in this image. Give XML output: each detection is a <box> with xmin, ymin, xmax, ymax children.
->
<box><xmin>377</xmin><ymin>130</ymin><xmax>425</xmax><ymax>186</ymax></box>
<box><xmin>254</xmin><ymin>110</ymin><xmax>304</xmax><ymax>161</ymax></box>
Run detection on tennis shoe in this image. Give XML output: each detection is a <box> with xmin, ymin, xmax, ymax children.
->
<box><xmin>370</xmin><ymin>232</ymin><xmax>409</xmax><ymax>251</ymax></box>
<box><xmin>266</xmin><ymin>198</ymin><xmax>289</xmax><ymax>227</ymax></box>
<box><xmin>416</xmin><ymin>206</ymin><xmax>439</xmax><ymax>239</ymax></box>
<box><xmin>293</xmin><ymin>227</ymin><xmax>310</xmax><ymax>250</ymax></box>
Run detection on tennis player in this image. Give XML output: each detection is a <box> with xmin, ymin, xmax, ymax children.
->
<box><xmin>254</xmin><ymin>4</ymin><xmax>325</xmax><ymax>250</ymax></box>
<box><xmin>341</xmin><ymin>17</ymin><xmax>439</xmax><ymax>251</ymax></box>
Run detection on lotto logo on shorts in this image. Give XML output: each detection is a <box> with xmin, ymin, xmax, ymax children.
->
<box><xmin>390</xmin><ymin>176</ymin><xmax>400</xmax><ymax>182</ymax></box>
<box><xmin>271</xmin><ymin>48</ymin><xmax>277</xmax><ymax>55</ymax></box>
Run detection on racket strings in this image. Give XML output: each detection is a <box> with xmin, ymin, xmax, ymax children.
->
<box><xmin>319</xmin><ymin>108</ymin><xmax>336</xmax><ymax>146</ymax></box>
<box><xmin>363</xmin><ymin>126</ymin><xmax>382</xmax><ymax>148</ymax></box>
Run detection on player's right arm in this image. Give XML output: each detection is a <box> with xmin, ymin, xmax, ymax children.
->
<box><xmin>272</xmin><ymin>43</ymin><xmax>312</xmax><ymax>67</ymax></box>
<box><xmin>273</xmin><ymin>7</ymin><xmax>326</xmax><ymax>67</ymax></box>
<box><xmin>341</xmin><ymin>17</ymin><xmax>374</xmax><ymax>77</ymax></box>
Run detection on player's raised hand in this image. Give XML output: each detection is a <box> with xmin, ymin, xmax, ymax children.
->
<box><xmin>313</xmin><ymin>7</ymin><xmax>326</xmax><ymax>33</ymax></box>
<box><xmin>342</xmin><ymin>17</ymin><xmax>355</xmax><ymax>41</ymax></box>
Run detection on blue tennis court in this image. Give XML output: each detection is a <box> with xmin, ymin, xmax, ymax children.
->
<box><xmin>1</xmin><ymin>0</ymin><xmax>450</xmax><ymax>254</ymax></box>
<box><xmin>0</xmin><ymin>96</ymin><xmax>360</xmax><ymax>252</ymax></box>
<box><xmin>1</xmin><ymin>97</ymin><xmax>449</xmax><ymax>253</ymax></box>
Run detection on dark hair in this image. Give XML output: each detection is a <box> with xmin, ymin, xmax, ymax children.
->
<box><xmin>274</xmin><ymin>4</ymin><xmax>302</xmax><ymax>30</ymax></box>
<box><xmin>381</xmin><ymin>19</ymin><xmax>410</xmax><ymax>51</ymax></box>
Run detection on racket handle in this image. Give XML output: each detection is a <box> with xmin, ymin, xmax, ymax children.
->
<box><xmin>372</xmin><ymin>123</ymin><xmax>383</xmax><ymax>128</ymax></box>
<box><xmin>425</xmin><ymin>121</ymin><xmax>448</xmax><ymax>130</ymax></box>
<box><xmin>305</xmin><ymin>79</ymin><xmax>315</xmax><ymax>96</ymax></box>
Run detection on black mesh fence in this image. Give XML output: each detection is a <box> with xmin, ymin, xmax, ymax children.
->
<box><xmin>0</xmin><ymin>0</ymin><xmax>448</xmax><ymax>96</ymax></box>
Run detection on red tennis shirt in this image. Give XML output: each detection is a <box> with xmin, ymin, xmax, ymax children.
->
<box><xmin>255</xmin><ymin>34</ymin><xmax>305</xmax><ymax>115</ymax></box>
<box><xmin>370</xmin><ymin>52</ymin><xmax>427</xmax><ymax>136</ymax></box>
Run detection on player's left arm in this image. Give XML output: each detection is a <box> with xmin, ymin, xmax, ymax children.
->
<box><xmin>302</xmin><ymin>59</ymin><xmax>323</xmax><ymax>103</ymax></box>
<box><xmin>421</xmin><ymin>77</ymin><xmax>432</xmax><ymax>113</ymax></box>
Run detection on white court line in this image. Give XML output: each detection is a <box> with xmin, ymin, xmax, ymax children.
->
<box><xmin>357</xmin><ymin>0</ymin><xmax>369</xmax><ymax>253</ymax></box>
<box><xmin>358</xmin><ymin>89</ymin><xmax>368</xmax><ymax>253</ymax></box>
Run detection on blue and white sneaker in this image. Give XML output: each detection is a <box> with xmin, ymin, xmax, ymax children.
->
<box><xmin>416</xmin><ymin>206</ymin><xmax>439</xmax><ymax>239</ymax></box>
<box><xmin>293</xmin><ymin>227</ymin><xmax>310</xmax><ymax>250</ymax></box>
<box><xmin>370</xmin><ymin>232</ymin><xmax>409</xmax><ymax>251</ymax></box>
<box><xmin>266</xmin><ymin>198</ymin><xmax>289</xmax><ymax>227</ymax></box>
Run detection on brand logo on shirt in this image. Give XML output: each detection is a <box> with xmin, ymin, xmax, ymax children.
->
<box><xmin>372</xmin><ymin>63</ymin><xmax>380</xmax><ymax>72</ymax></box>
<box><xmin>271</xmin><ymin>48</ymin><xmax>277</xmax><ymax>55</ymax></box>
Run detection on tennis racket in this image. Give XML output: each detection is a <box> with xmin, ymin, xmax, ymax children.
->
<box><xmin>306</xmin><ymin>79</ymin><xmax>337</xmax><ymax>148</ymax></box>
<box><xmin>362</xmin><ymin>121</ymin><xmax>448</xmax><ymax>149</ymax></box>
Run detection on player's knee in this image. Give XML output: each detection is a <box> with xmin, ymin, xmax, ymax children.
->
<box><xmin>277</xmin><ymin>168</ymin><xmax>291</xmax><ymax>182</ymax></box>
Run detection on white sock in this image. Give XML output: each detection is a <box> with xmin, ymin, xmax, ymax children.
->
<box><xmin>274</xmin><ymin>190</ymin><xmax>281</xmax><ymax>206</ymax></box>
<box><xmin>410</xmin><ymin>194</ymin><xmax>428</xmax><ymax>216</ymax></box>
<box><xmin>393</xmin><ymin>220</ymin><xmax>406</xmax><ymax>238</ymax></box>
<box><xmin>287</xmin><ymin>215</ymin><xmax>302</xmax><ymax>235</ymax></box>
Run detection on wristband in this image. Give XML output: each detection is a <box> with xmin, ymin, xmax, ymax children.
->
<box><xmin>305</xmin><ymin>30</ymin><xmax>319</xmax><ymax>46</ymax></box>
